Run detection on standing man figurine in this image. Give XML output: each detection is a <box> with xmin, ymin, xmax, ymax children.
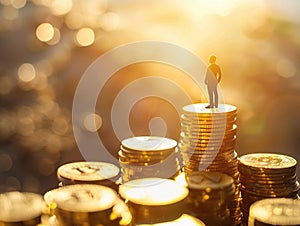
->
<box><xmin>205</xmin><ymin>55</ymin><xmax>222</xmax><ymax>108</ymax></box>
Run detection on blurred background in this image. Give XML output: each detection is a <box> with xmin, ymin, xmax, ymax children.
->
<box><xmin>0</xmin><ymin>0</ymin><xmax>300</xmax><ymax>194</ymax></box>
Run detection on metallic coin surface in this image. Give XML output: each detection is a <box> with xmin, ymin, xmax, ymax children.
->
<box><xmin>0</xmin><ymin>192</ymin><xmax>44</xmax><ymax>223</ymax></box>
<box><xmin>122</xmin><ymin>136</ymin><xmax>177</xmax><ymax>151</ymax></box>
<box><xmin>248</xmin><ymin>198</ymin><xmax>300</xmax><ymax>226</ymax></box>
<box><xmin>57</xmin><ymin>161</ymin><xmax>120</xmax><ymax>182</ymax></box>
<box><xmin>239</xmin><ymin>153</ymin><xmax>297</xmax><ymax>169</ymax></box>
<box><xmin>119</xmin><ymin>136</ymin><xmax>180</xmax><ymax>182</ymax></box>
<box><xmin>44</xmin><ymin>184</ymin><xmax>117</xmax><ymax>212</ymax></box>
<box><xmin>182</xmin><ymin>103</ymin><xmax>237</xmax><ymax>115</ymax></box>
<box><xmin>119</xmin><ymin>178</ymin><xmax>188</xmax><ymax>206</ymax></box>
<box><xmin>179</xmin><ymin>103</ymin><xmax>241</xmax><ymax>225</ymax></box>
<box><xmin>187</xmin><ymin>171</ymin><xmax>234</xmax><ymax>190</ymax></box>
<box><xmin>239</xmin><ymin>153</ymin><xmax>299</xmax><ymax>225</ymax></box>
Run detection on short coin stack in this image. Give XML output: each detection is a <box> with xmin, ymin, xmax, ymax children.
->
<box><xmin>44</xmin><ymin>184</ymin><xmax>132</xmax><ymax>226</ymax></box>
<box><xmin>178</xmin><ymin>103</ymin><xmax>241</xmax><ymax>225</ymax></box>
<box><xmin>186</xmin><ymin>172</ymin><xmax>235</xmax><ymax>226</ymax></box>
<box><xmin>57</xmin><ymin>161</ymin><xmax>120</xmax><ymax>190</ymax></box>
<box><xmin>0</xmin><ymin>191</ymin><xmax>44</xmax><ymax>226</ymax></box>
<box><xmin>119</xmin><ymin>136</ymin><xmax>180</xmax><ymax>182</ymax></box>
<box><xmin>238</xmin><ymin>153</ymin><xmax>300</xmax><ymax>225</ymax></box>
<box><xmin>248</xmin><ymin>198</ymin><xmax>300</xmax><ymax>226</ymax></box>
<box><xmin>119</xmin><ymin>178</ymin><xmax>192</xmax><ymax>225</ymax></box>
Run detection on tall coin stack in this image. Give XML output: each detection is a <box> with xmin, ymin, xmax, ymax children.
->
<box><xmin>178</xmin><ymin>103</ymin><xmax>241</xmax><ymax>225</ymax></box>
<box><xmin>186</xmin><ymin>172</ymin><xmax>235</xmax><ymax>226</ymax></box>
<box><xmin>248</xmin><ymin>198</ymin><xmax>300</xmax><ymax>226</ymax></box>
<box><xmin>119</xmin><ymin>136</ymin><xmax>180</xmax><ymax>182</ymax></box>
<box><xmin>238</xmin><ymin>153</ymin><xmax>300</xmax><ymax>225</ymax></box>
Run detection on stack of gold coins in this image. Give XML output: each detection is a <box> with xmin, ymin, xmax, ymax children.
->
<box><xmin>185</xmin><ymin>172</ymin><xmax>235</xmax><ymax>226</ymax></box>
<box><xmin>178</xmin><ymin>103</ymin><xmax>241</xmax><ymax>225</ymax></box>
<box><xmin>238</xmin><ymin>153</ymin><xmax>300</xmax><ymax>225</ymax></box>
<box><xmin>44</xmin><ymin>184</ymin><xmax>132</xmax><ymax>226</ymax></box>
<box><xmin>119</xmin><ymin>178</ymin><xmax>189</xmax><ymax>225</ymax></box>
<box><xmin>57</xmin><ymin>161</ymin><xmax>120</xmax><ymax>190</ymax></box>
<box><xmin>119</xmin><ymin>136</ymin><xmax>180</xmax><ymax>182</ymax></box>
<box><xmin>248</xmin><ymin>198</ymin><xmax>300</xmax><ymax>226</ymax></box>
<box><xmin>0</xmin><ymin>191</ymin><xmax>44</xmax><ymax>226</ymax></box>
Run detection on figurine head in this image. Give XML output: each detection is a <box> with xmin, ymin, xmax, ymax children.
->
<box><xmin>209</xmin><ymin>55</ymin><xmax>216</xmax><ymax>63</ymax></box>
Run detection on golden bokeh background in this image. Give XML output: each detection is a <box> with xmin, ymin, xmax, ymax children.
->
<box><xmin>0</xmin><ymin>0</ymin><xmax>300</xmax><ymax>193</ymax></box>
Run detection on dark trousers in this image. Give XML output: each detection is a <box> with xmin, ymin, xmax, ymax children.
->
<box><xmin>207</xmin><ymin>85</ymin><xmax>218</xmax><ymax>107</ymax></box>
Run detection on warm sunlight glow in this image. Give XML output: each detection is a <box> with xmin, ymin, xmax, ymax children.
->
<box><xmin>206</xmin><ymin>0</ymin><xmax>237</xmax><ymax>16</ymax></box>
<box><xmin>50</xmin><ymin>0</ymin><xmax>72</xmax><ymax>16</ymax></box>
<box><xmin>100</xmin><ymin>12</ymin><xmax>120</xmax><ymax>31</ymax></box>
<box><xmin>276</xmin><ymin>58</ymin><xmax>296</xmax><ymax>78</ymax></box>
<box><xmin>184</xmin><ymin>0</ymin><xmax>238</xmax><ymax>18</ymax></box>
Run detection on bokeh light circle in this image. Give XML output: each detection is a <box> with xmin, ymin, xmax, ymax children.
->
<box><xmin>36</xmin><ymin>23</ymin><xmax>54</xmax><ymax>42</ymax></box>
<box><xmin>76</xmin><ymin>28</ymin><xmax>95</xmax><ymax>47</ymax></box>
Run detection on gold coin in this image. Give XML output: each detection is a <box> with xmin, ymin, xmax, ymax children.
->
<box><xmin>182</xmin><ymin>152</ymin><xmax>237</xmax><ymax>161</ymax></box>
<box><xmin>181</xmin><ymin>136</ymin><xmax>236</xmax><ymax>144</ymax></box>
<box><xmin>237</xmin><ymin>166</ymin><xmax>296</xmax><ymax>178</ymax></box>
<box><xmin>241</xmin><ymin>180</ymin><xmax>299</xmax><ymax>192</ymax></box>
<box><xmin>181</xmin><ymin>122</ymin><xmax>235</xmax><ymax>129</ymax></box>
<box><xmin>119</xmin><ymin>150</ymin><xmax>168</xmax><ymax>160</ymax></box>
<box><xmin>186</xmin><ymin>171</ymin><xmax>234</xmax><ymax>190</ymax></box>
<box><xmin>180</xmin><ymin>134</ymin><xmax>236</xmax><ymax>143</ymax></box>
<box><xmin>183</xmin><ymin>103</ymin><xmax>237</xmax><ymax>115</ymax></box>
<box><xmin>182</xmin><ymin>110</ymin><xmax>237</xmax><ymax>117</ymax></box>
<box><xmin>182</xmin><ymin>127</ymin><xmax>236</xmax><ymax>134</ymax></box>
<box><xmin>183</xmin><ymin>164</ymin><xmax>237</xmax><ymax>173</ymax></box>
<box><xmin>57</xmin><ymin>161</ymin><xmax>120</xmax><ymax>182</ymax></box>
<box><xmin>180</xmin><ymin>149</ymin><xmax>235</xmax><ymax>157</ymax></box>
<box><xmin>121</xmin><ymin>136</ymin><xmax>177</xmax><ymax>151</ymax></box>
<box><xmin>248</xmin><ymin>198</ymin><xmax>300</xmax><ymax>226</ymax></box>
<box><xmin>119</xmin><ymin>178</ymin><xmax>188</xmax><ymax>206</ymax></box>
<box><xmin>240</xmin><ymin>184</ymin><xmax>300</xmax><ymax>198</ymax></box>
<box><xmin>180</xmin><ymin>114</ymin><xmax>237</xmax><ymax>124</ymax></box>
<box><xmin>179</xmin><ymin>141</ymin><xmax>236</xmax><ymax>150</ymax></box>
<box><xmin>239</xmin><ymin>153</ymin><xmax>297</xmax><ymax>170</ymax></box>
<box><xmin>119</xmin><ymin>152</ymin><xmax>175</xmax><ymax>166</ymax></box>
<box><xmin>44</xmin><ymin>184</ymin><xmax>117</xmax><ymax>213</ymax></box>
<box><xmin>180</xmin><ymin>127</ymin><xmax>237</xmax><ymax>137</ymax></box>
<box><xmin>120</xmin><ymin>145</ymin><xmax>174</xmax><ymax>156</ymax></box>
<box><xmin>184</xmin><ymin>156</ymin><xmax>238</xmax><ymax>164</ymax></box>
<box><xmin>179</xmin><ymin>142</ymin><xmax>236</xmax><ymax>152</ymax></box>
<box><xmin>239</xmin><ymin>174</ymin><xmax>297</xmax><ymax>183</ymax></box>
<box><xmin>184</xmin><ymin>165</ymin><xmax>239</xmax><ymax>176</ymax></box>
<box><xmin>119</xmin><ymin>158</ymin><xmax>156</xmax><ymax>166</ymax></box>
<box><xmin>0</xmin><ymin>192</ymin><xmax>44</xmax><ymax>223</ymax></box>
